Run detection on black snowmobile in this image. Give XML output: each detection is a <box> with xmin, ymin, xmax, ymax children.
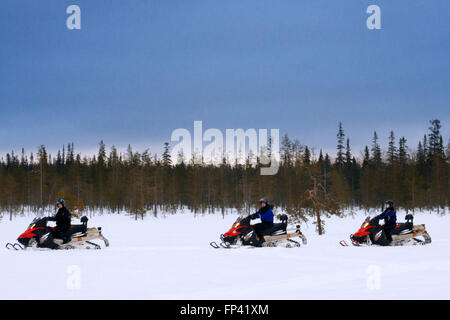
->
<box><xmin>210</xmin><ymin>214</ymin><xmax>307</xmax><ymax>249</ymax></box>
<box><xmin>340</xmin><ymin>214</ymin><xmax>431</xmax><ymax>247</ymax></box>
<box><xmin>6</xmin><ymin>216</ymin><xmax>109</xmax><ymax>250</ymax></box>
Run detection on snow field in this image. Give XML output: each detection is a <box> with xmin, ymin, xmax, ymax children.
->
<box><xmin>0</xmin><ymin>210</ymin><xmax>449</xmax><ymax>299</ymax></box>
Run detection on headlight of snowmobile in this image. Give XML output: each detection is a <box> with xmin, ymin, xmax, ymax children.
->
<box><xmin>362</xmin><ymin>222</ymin><xmax>369</xmax><ymax>228</ymax></box>
<box><xmin>29</xmin><ymin>224</ymin><xmax>35</xmax><ymax>230</ymax></box>
<box><xmin>233</xmin><ymin>222</ymin><xmax>240</xmax><ymax>228</ymax></box>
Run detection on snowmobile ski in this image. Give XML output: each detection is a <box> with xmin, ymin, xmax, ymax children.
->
<box><xmin>5</xmin><ymin>242</ymin><xmax>24</xmax><ymax>250</ymax></box>
<box><xmin>210</xmin><ymin>240</ymin><xmax>243</xmax><ymax>249</ymax></box>
<box><xmin>351</xmin><ymin>240</ymin><xmax>361</xmax><ymax>246</ymax></box>
<box><xmin>210</xmin><ymin>241</ymin><xmax>220</xmax><ymax>249</ymax></box>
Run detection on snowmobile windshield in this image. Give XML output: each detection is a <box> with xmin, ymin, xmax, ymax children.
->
<box><xmin>232</xmin><ymin>215</ymin><xmax>249</xmax><ymax>228</ymax></box>
<box><xmin>28</xmin><ymin>217</ymin><xmax>48</xmax><ymax>229</ymax></box>
<box><xmin>361</xmin><ymin>217</ymin><xmax>371</xmax><ymax>228</ymax></box>
<box><xmin>28</xmin><ymin>218</ymin><xmax>39</xmax><ymax>229</ymax></box>
<box><xmin>31</xmin><ymin>217</ymin><xmax>39</xmax><ymax>223</ymax></box>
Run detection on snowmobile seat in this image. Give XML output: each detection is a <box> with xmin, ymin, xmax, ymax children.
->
<box><xmin>262</xmin><ymin>223</ymin><xmax>287</xmax><ymax>236</ymax></box>
<box><xmin>67</xmin><ymin>224</ymin><xmax>87</xmax><ymax>236</ymax></box>
<box><xmin>52</xmin><ymin>225</ymin><xmax>87</xmax><ymax>241</ymax></box>
<box><xmin>391</xmin><ymin>222</ymin><xmax>413</xmax><ymax>235</ymax></box>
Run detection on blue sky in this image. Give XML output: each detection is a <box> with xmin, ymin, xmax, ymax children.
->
<box><xmin>0</xmin><ymin>1</ymin><xmax>449</xmax><ymax>158</ymax></box>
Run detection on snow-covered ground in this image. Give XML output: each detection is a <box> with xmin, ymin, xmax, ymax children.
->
<box><xmin>0</xmin><ymin>209</ymin><xmax>449</xmax><ymax>299</ymax></box>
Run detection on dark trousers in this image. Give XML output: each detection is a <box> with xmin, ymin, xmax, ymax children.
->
<box><xmin>53</xmin><ymin>228</ymin><xmax>71</xmax><ymax>244</ymax></box>
<box><xmin>253</xmin><ymin>221</ymin><xmax>274</xmax><ymax>240</ymax></box>
<box><xmin>384</xmin><ymin>223</ymin><xmax>396</xmax><ymax>242</ymax></box>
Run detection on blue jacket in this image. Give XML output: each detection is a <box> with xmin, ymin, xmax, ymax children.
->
<box><xmin>377</xmin><ymin>208</ymin><xmax>397</xmax><ymax>225</ymax></box>
<box><xmin>250</xmin><ymin>206</ymin><xmax>274</xmax><ymax>222</ymax></box>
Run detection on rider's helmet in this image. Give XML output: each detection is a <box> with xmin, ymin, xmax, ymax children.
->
<box><xmin>385</xmin><ymin>200</ymin><xmax>394</xmax><ymax>208</ymax></box>
<box><xmin>56</xmin><ymin>198</ymin><xmax>65</xmax><ymax>207</ymax></box>
<box><xmin>258</xmin><ymin>197</ymin><xmax>269</xmax><ymax>205</ymax></box>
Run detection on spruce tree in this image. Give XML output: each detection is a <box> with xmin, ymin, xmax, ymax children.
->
<box><xmin>335</xmin><ymin>122</ymin><xmax>345</xmax><ymax>169</ymax></box>
<box><xmin>387</xmin><ymin>131</ymin><xmax>397</xmax><ymax>166</ymax></box>
<box><xmin>162</xmin><ymin>142</ymin><xmax>172</xmax><ymax>167</ymax></box>
<box><xmin>371</xmin><ymin>131</ymin><xmax>382</xmax><ymax>168</ymax></box>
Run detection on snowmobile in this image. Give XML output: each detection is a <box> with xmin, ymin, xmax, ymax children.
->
<box><xmin>339</xmin><ymin>214</ymin><xmax>431</xmax><ymax>247</ymax></box>
<box><xmin>5</xmin><ymin>216</ymin><xmax>110</xmax><ymax>250</ymax></box>
<box><xmin>210</xmin><ymin>214</ymin><xmax>307</xmax><ymax>249</ymax></box>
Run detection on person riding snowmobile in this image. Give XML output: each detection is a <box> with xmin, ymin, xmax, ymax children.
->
<box><xmin>374</xmin><ymin>200</ymin><xmax>397</xmax><ymax>243</ymax></box>
<box><xmin>48</xmin><ymin>198</ymin><xmax>72</xmax><ymax>244</ymax></box>
<box><xmin>250</xmin><ymin>197</ymin><xmax>274</xmax><ymax>244</ymax></box>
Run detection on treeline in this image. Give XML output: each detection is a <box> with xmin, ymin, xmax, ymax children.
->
<box><xmin>0</xmin><ymin>119</ymin><xmax>448</xmax><ymax>220</ymax></box>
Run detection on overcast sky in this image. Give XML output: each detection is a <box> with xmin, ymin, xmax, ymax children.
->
<box><xmin>0</xmin><ymin>1</ymin><xmax>448</xmax><ymax>159</ymax></box>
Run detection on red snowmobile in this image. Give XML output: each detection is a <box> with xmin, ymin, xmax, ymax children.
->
<box><xmin>6</xmin><ymin>216</ymin><xmax>109</xmax><ymax>250</ymax></box>
<box><xmin>210</xmin><ymin>214</ymin><xmax>307</xmax><ymax>249</ymax></box>
<box><xmin>340</xmin><ymin>214</ymin><xmax>431</xmax><ymax>247</ymax></box>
